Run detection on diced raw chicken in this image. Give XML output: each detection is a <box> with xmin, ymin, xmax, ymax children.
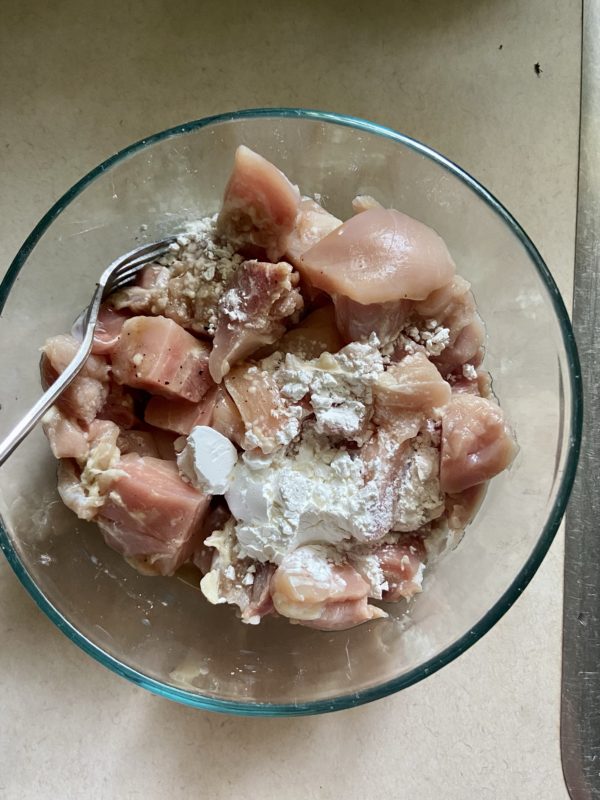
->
<box><xmin>450</xmin><ymin>368</ymin><xmax>492</xmax><ymax>398</ymax></box>
<box><xmin>299</xmin><ymin>598</ymin><xmax>386</xmax><ymax>631</ymax></box>
<box><xmin>414</xmin><ymin>275</ymin><xmax>485</xmax><ymax>376</ymax></box>
<box><xmin>139</xmin><ymin>263</ymin><xmax>171</xmax><ymax>290</ymax></box>
<box><xmin>414</xmin><ymin>275</ymin><xmax>472</xmax><ymax>320</ymax></box>
<box><xmin>217</xmin><ymin>145</ymin><xmax>301</xmax><ymax>261</ymax></box>
<box><xmin>144</xmin><ymin>385</ymin><xmax>218</xmax><ymax>436</ymax></box>
<box><xmin>200</xmin><ymin>520</ymin><xmax>275</xmax><ymax>623</ymax></box>
<box><xmin>209</xmin><ymin>260</ymin><xmax>303</xmax><ymax>383</ymax></box>
<box><xmin>97</xmin><ymin>381</ymin><xmax>138</xmax><ymax>429</ymax></box>
<box><xmin>41</xmin><ymin>334</ymin><xmax>110</xmax><ymax>426</ymax></box>
<box><xmin>270</xmin><ymin>546</ymin><xmax>386</xmax><ymax>630</ymax></box>
<box><xmin>92</xmin><ymin>305</ymin><xmax>129</xmax><ymax>355</ymax></box>
<box><xmin>56</xmin><ymin>420</ymin><xmax>123</xmax><ymax>522</ymax></box>
<box><xmin>225</xmin><ymin>364</ymin><xmax>300</xmax><ymax>453</ymax></box>
<box><xmin>433</xmin><ymin>315</ymin><xmax>485</xmax><ymax>377</ymax></box>
<box><xmin>192</xmin><ymin>503</ymin><xmax>232</xmax><ymax>575</ymax></box>
<box><xmin>211</xmin><ymin>386</ymin><xmax>246</xmax><ymax>446</ymax></box>
<box><xmin>360</xmin><ymin>413</ymin><xmax>436</xmax><ymax>538</ymax></box>
<box><xmin>333</xmin><ymin>295</ymin><xmax>411</xmax><ymax>346</ymax></box>
<box><xmin>375</xmin><ymin>538</ymin><xmax>426</xmax><ymax>601</ymax></box>
<box><xmin>42</xmin><ymin>334</ymin><xmax>110</xmax><ymax>382</ymax></box>
<box><xmin>117</xmin><ymin>429</ymin><xmax>161</xmax><ymax>458</ymax></box>
<box><xmin>57</xmin><ymin>460</ymin><xmax>105</xmax><ymax>521</ymax></box>
<box><xmin>111</xmin><ymin>315</ymin><xmax>213</xmax><ymax>402</ymax></box>
<box><xmin>351</xmin><ymin>195</ymin><xmax>383</xmax><ymax>214</ymax></box>
<box><xmin>98</xmin><ymin>453</ymin><xmax>211</xmax><ymax>576</ymax></box>
<box><xmin>440</xmin><ymin>394</ymin><xmax>518</xmax><ymax>494</ymax></box>
<box><xmin>298</xmin><ymin>207</ymin><xmax>456</xmax><ymax>304</ymax></box>
<box><xmin>285</xmin><ymin>197</ymin><xmax>341</xmax><ymax>266</ymax></box>
<box><xmin>152</xmin><ymin>429</ymin><xmax>179</xmax><ymax>461</ymax></box>
<box><xmin>373</xmin><ymin>352</ymin><xmax>451</xmax><ymax>419</ymax></box>
<box><xmin>42</xmin><ymin>407</ymin><xmax>89</xmax><ymax>460</ymax></box>
<box><xmin>446</xmin><ymin>484</ymin><xmax>486</xmax><ymax>532</ymax></box>
<box><xmin>265</xmin><ymin>305</ymin><xmax>343</xmax><ymax>360</ymax></box>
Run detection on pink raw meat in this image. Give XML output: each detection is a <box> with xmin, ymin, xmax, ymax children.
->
<box><xmin>440</xmin><ymin>394</ymin><xmax>518</xmax><ymax>494</ymax></box>
<box><xmin>98</xmin><ymin>453</ymin><xmax>211</xmax><ymax>576</ymax></box>
<box><xmin>209</xmin><ymin>260</ymin><xmax>303</xmax><ymax>383</ymax></box>
<box><xmin>42</xmin><ymin>407</ymin><xmax>89</xmax><ymax>460</ymax></box>
<box><xmin>217</xmin><ymin>145</ymin><xmax>301</xmax><ymax>261</ymax></box>
<box><xmin>299</xmin><ymin>207</ymin><xmax>456</xmax><ymax>304</ymax></box>
<box><xmin>271</xmin><ymin>548</ymin><xmax>385</xmax><ymax>630</ymax></box>
<box><xmin>111</xmin><ymin>315</ymin><xmax>213</xmax><ymax>402</ymax></box>
<box><xmin>144</xmin><ymin>385</ymin><xmax>218</xmax><ymax>435</ymax></box>
<box><xmin>92</xmin><ymin>305</ymin><xmax>129</xmax><ymax>355</ymax></box>
<box><xmin>41</xmin><ymin>334</ymin><xmax>110</xmax><ymax>426</ymax></box>
<box><xmin>375</xmin><ymin>538</ymin><xmax>426</xmax><ymax>601</ymax></box>
<box><xmin>285</xmin><ymin>197</ymin><xmax>341</xmax><ymax>266</ymax></box>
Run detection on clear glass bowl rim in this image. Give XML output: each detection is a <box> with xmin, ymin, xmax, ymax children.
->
<box><xmin>0</xmin><ymin>107</ymin><xmax>583</xmax><ymax>716</ymax></box>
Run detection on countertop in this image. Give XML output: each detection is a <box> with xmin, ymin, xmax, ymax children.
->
<box><xmin>0</xmin><ymin>1</ymin><xmax>581</xmax><ymax>798</ymax></box>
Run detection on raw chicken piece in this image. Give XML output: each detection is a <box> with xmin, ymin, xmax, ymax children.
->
<box><xmin>91</xmin><ymin>305</ymin><xmax>129</xmax><ymax>355</ymax></box>
<box><xmin>440</xmin><ymin>394</ymin><xmax>518</xmax><ymax>494</ymax></box>
<box><xmin>97</xmin><ymin>381</ymin><xmax>138</xmax><ymax>429</ymax></box>
<box><xmin>333</xmin><ymin>295</ymin><xmax>411</xmax><ymax>346</ymax></box>
<box><xmin>211</xmin><ymin>386</ymin><xmax>246</xmax><ymax>446</ymax></box>
<box><xmin>285</xmin><ymin>197</ymin><xmax>341</xmax><ymax>266</ymax></box>
<box><xmin>41</xmin><ymin>334</ymin><xmax>110</xmax><ymax>426</ymax></box>
<box><xmin>351</xmin><ymin>195</ymin><xmax>383</xmax><ymax>214</ymax></box>
<box><xmin>144</xmin><ymin>385</ymin><xmax>218</xmax><ymax>436</ymax></box>
<box><xmin>299</xmin><ymin>598</ymin><xmax>386</xmax><ymax>631</ymax></box>
<box><xmin>271</xmin><ymin>546</ymin><xmax>386</xmax><ymax>630</ymax></box>
<box><xmin>225</xmin><ymin>364</ymin><xmax>301</xmax><ymax>453</ymax></box>
<box><xmin>56</xmin><ymin>420</ymin><xmax>123</xmax><ymax>521</ymax></box>
<box><xmin>414</xmin><ymin>275</ymin><xmax>472</xmax><ymax>320</ymax></box>
<box><xmin>298</xmin><ymin>207</ymin><xmax>456</xmax><ymax>304</ymax></box>
<box><xmin>200</xmin><ymin>520</ymin><xmax>275</xmax><ymax>623</ymax></box>
<box><xmin>108</xmin><ymin>264</ymin><xmax>170</xmax><ymax>316</ymax></box>
<box><xmin>42</xmin><ymin>407</ymin><xmax>89</xmax><ymax>460</ymax></box>
<box><xmin>360</xmin><ymin>413</ymin><xmax>442</xmax><ymax>537</ymax></box>
<box><xmin>433</xmin><ymin>315</ymin><xmax>485</xmax><ymax>377</ymax></box>
<box><xmin>98</xmin><ymin>453</ymin><xmax>211</xmax><ymax>576</ymax></box>
<box><xmin>414</xmin><ymin>275</ymin><xmax>485</xmax><ymax>376</ymax></box>
<box><xmin>373</xmin><ymin>352</ymin><xmax>451</xmax><ymax>419</ymax></box>
<box><xmin>42</xmin><ymin>334</ymin><xmax>110</xmax><ymax>382</ymax></box>
<box><xmin>111</xmin><ymin>315</ymin><xmax>213</xmax><ymax>402</ymax></box>
<box><xmin>192</xmin><ymin>503</ymin><xmax>232</xmax><ymax>575</ymax></box>
<box><xmin>209</xmin><ymin>260</ymin><xmax>303</xmax><ymax>383</ymax></box>
<box><xmin>217</xmin><ymin>145</ymin><xmax>301</xmax><ymax>261</ymax></box>
<box><xmin>446</xmin><ymin>484</ymin><xmax>486</xmax><ymax>532</ymax></box>
<box><xmin>375</xmin><ymin>538</ymin><xmax>426</xmax><ymax>601</ymax></box>
<box><xmin>117</xmin><ymin>429</ymin><xmax>161</xmax><ymax>458</ymax></box>
<box><xmin>139</xmin><ymin>263</ymin><xmax>171</xmax><ymax>290</ymax></box>
<box><xmin>57</xmin><ymin>460</ymin><xmax>105</xmax><ymax>521</ymax></box>
<box><xmin>274</xmin><ymin>304</ymin><xmax>343</xmax><ymax>359</ymax></box>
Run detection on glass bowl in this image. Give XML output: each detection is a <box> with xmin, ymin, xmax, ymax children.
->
<box><xmin>0</xmin><ymin>109</ymin><xmax>582</xmax><ymax>715</ymax></box>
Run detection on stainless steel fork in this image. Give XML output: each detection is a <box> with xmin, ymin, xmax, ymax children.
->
<box><xmin>0</xmin><ymin>236</ymin><xmax>176</xmax><ymax>466</ymax></box>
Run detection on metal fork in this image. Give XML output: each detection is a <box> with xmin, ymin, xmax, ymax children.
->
<box><xmin>0</xmin><ymin>237</ymin><xmax>176</xmax><ymax>466</ymax></box>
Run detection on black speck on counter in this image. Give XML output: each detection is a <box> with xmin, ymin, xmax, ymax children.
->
<box><xmin>534</xmin><ymin>62</ymin><xmax>543</xmax><ymax>76</ymax></box>
<box><xmin>498</xmin><ymin>43</ymin><xmax>503</xmax><ymax>50</ymax></box>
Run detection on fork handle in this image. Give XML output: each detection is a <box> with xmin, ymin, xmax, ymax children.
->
<box><xmin>0</xmin><ymin>284</ymin><xmax>104</xmax><ymax>467</ymax></box>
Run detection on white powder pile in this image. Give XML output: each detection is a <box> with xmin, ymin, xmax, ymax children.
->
<box><xmin>275</xmin><ymin>335</ymin><xmax>384</xmax><ymax>442</ymax></box>
<box><xmin>225</xmin><ymin>428</ymin><xmax>382</xmax><ymax>564</ymax></box>
<box><xmin>405</xmin><ymin>318</ymin><xmax>450</xmax><ymax>356</ymax></box>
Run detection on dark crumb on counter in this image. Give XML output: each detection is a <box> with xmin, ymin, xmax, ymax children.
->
<box><xmin>498</xmin><ymin>43</ymin><xmax>503</xmax><ymax>50</ymax></box>
<box><xmin>534</xmin><ymin>62</ymin><xmax>543</xmax><ymax>76</ymax></box>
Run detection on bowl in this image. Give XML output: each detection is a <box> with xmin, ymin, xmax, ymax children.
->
<box><xmin>0</xmin><ymin>108</ymin><xmax>582</xmax><ymax>715</ymax></box>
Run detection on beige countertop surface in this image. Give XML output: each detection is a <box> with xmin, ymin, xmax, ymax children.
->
<box><xmin>0</xmin><ymin>1</ymin><xmax>581</xmax><ymax>798</ymax></box>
